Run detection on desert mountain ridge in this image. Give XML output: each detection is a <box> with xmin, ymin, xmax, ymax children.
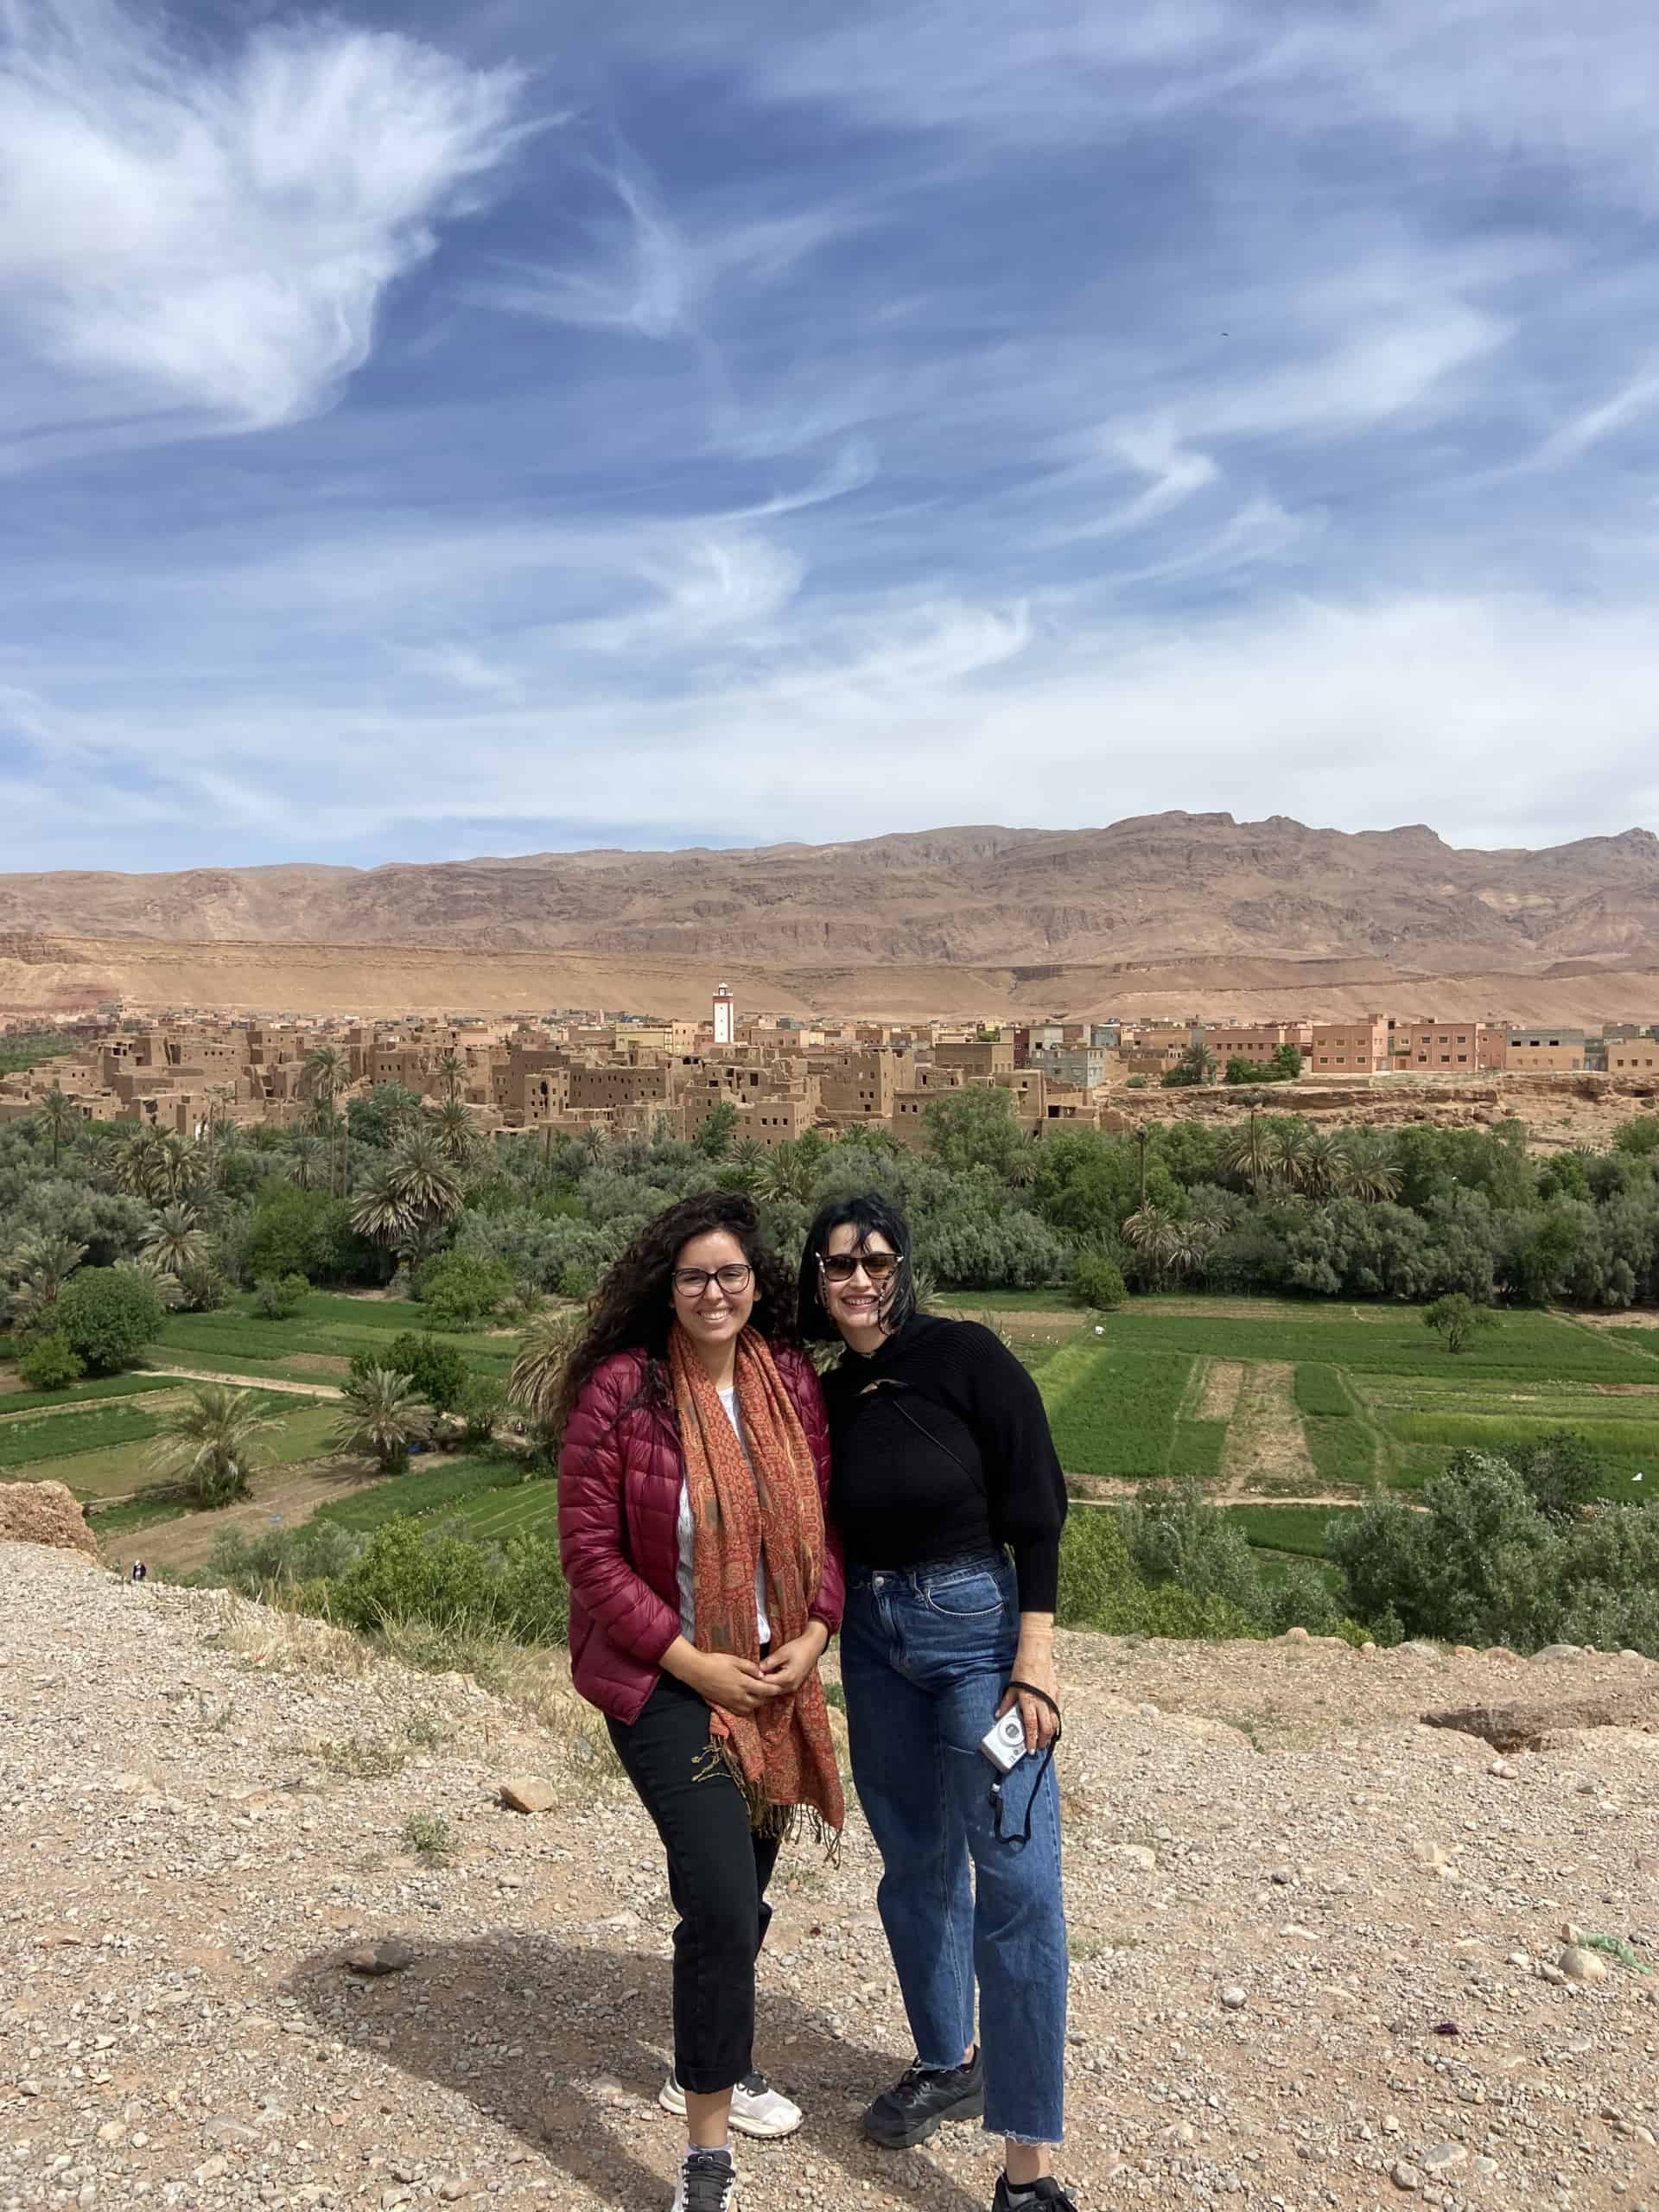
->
<box><xmin>3</xmin><ymin>812</ymin><xmax>1659</xmax><ymax>971</ymax></box>
<box><xmin>2</xmin><ymin>812</ymin><xmax>1657</xmax><ymax>1020</ymax></box>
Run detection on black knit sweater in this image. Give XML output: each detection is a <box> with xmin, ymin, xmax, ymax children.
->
<box><xmin>820</xmin><ymin>1315</ymin><xmax>1068</xmax><ymax>1612</ymax></box>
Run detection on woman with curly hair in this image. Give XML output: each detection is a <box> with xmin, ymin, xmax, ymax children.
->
<box><xmin>558</xmin><ymin>1192</ymin><xmax>844</xmax><ymax>2212</ymax></box>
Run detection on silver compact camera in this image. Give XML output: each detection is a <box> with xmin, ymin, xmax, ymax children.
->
<box><xmin>978</xmin><ymin>1707</ymin><xmax>1029</xmax><ymax>1774</ymax></box>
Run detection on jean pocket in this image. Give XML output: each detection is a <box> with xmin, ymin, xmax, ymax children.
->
<box><xmin>922</xmin><ymin>1568</ymin><xmax>1010</xmax><ymax>1618</ymax></box>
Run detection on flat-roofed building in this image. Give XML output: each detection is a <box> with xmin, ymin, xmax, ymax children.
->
<box><xmin>1500</xmin><ymin>1029</ymin><xmax>1587</xmax><ymax>1072</ymax></box>
<box><xmin>1310</xmin><ymin>1019</ymin><xmax>1391</xmax><ymax>1074</ymax></box>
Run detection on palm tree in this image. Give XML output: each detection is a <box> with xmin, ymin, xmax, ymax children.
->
<box><xmin>35</xmin><ymin>1088</ymin><xmax>79</xmax><ymax>1170</ymax></box>
<box><xmin>1265</xmin><ymin>1120</ymin><xmax>1309</xmax><ymax>1192</ymax></box>
<box><xmin>723</xmin><ymin>1138</ymin><xmax>765</xmax><ymax>1192</ymax></box>
<box><xmin>332</xmin><ymin>1366</ymin><xmax>433</xmax><ymax>1472</ymax></box>
<box><xmin>152</xmin><ymin>1133</ymin><xmax>200</xmax><ymax>1205</ymax></box>
<box><xmin>142</xmin><ymin>1202</ymin><xmax>209</xmax><ymax>1277</ymax></box>
<box><xmin>149</xmin><ymin>1383</ymin><xmax>277</xmax><ymax>1508</ymax></box>
<box><xmin>387</xmin><ymin>1126</ymin><xmax>465</xmax><ymax>1229</ymax></box>
<box><xmin>285</xmin><ymin>1128</ymin><xmax>323</xmax><ymax>1190</ymax></box>
<box><xmin>1162</xmin><ymin>1217</ymin><xmax>1219</xmax><ymax>1282</ymax></box>
<box><xmin>1295</xmin><ymin>1128</ymin><xmax>1348</xmax><ymax>1200</ymax></box>
<box><xmin>349</xmin><ymin>1160</ymin><xmax>417</xmax><ymax>1256</ymax></box>
<box><xmin>434</xmin><ymin>1096</ymin><xmax>474</xmax><ymax>1165</ymax></box>
<box><xmin>116</xmin><ymin>1126</ymin><xmax>166</xmax><ymax>1200</ymax></box>
<box><xmin>433</xmin><ymin>1051</ymin><xmax>467</xmax><ymax>1105</ymax></box>
<box><xmin>6</xmin><ymin>1232</ymin><xmax>86</xmax><ymax>1333</ymax></box>
<box><xmin>1217</xmin><ymin>1109</ymin><xmax>1273</xmax><ymax>1194</ymax></box>
<box><xmin>303</xmin><ymin>1045</ymin><xmax>343</xmax><ymax>1118</ymax></box>
<box><xmin>508</xmin><ymin>1307</ymin><xmax>585</xmax><ymax>1446</ymax></box>
<box><xmin>755</xmin><ymin>1139</ymin><xmax>819</xmax><ymax>1205</ymax></box>
<box><xmin>1335</xmin><ymin>1128</ymin><xmax>1402</xmax><ymax>1204</ymax></box>
<box><xmin>303</xmin><ymin>1046</ymin><xmax>346</xmax><ymax>1192</ymax></box>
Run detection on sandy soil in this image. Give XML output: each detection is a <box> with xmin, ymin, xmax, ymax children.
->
<box><xmin>6</xmin><ymin>1544</ymin><xmax>1659</xmax><ymax>2212</ymax></box>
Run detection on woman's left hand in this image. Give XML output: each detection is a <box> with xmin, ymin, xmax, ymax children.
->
<box><xmin>998</xmin><ymin>1637</ymin><xmax>1061</xmax><ymax>1752</ymax></box>
<box><xmin>760</xmin><ymin>1623</ymin><xmax>830</xmax><ymax>1695</ymax></box>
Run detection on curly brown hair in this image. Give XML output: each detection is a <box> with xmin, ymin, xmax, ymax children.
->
<box><xmin>555</xmin><ymin>1191</ymin><xmax>800</xmax><ymax>1436</ymax></box>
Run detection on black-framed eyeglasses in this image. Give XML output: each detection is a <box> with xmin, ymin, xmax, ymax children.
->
<box><xmin>817</xmin><ymin>1250</ymin><xmax>905</xmax><ymax>1283</ymax></box>
<box><xmin>672</xmin><ymin>1263</ymin><xmax>753</xmax><ymax>1296</ymax></box>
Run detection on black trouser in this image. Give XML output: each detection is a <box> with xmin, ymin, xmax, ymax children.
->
<box><xmin>607</xmin><ymin>1670</ymin><xmax>780</xmax><ymax>2095</ymax></box>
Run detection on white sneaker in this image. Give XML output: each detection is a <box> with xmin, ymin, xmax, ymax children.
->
<box><xmin>660</xmin><ymin>2070</ymin><xmax>804</xmax><ymax>2140</ymax></box>
<box><xmin>670</xmin><ymin>2148</ymin><xmax>738</xmax><ymax>2212</ymax></box>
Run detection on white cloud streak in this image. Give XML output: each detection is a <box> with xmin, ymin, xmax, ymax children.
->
<box><xmin>0</xmin><ymin>0</ymin><xmax>524</xmax><ymax>450</ymax></box>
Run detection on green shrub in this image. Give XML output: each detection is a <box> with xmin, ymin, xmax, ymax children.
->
<box><xmin>1056</xmin><ymin>1506</ymin><xmax>1139</xmax><ymax>1628</ymax></box>
<box><xmin>16</xmin><ymin>1333</ymin><xmax>85</xmax><ymax>1391</ymax></box>
<box><xmin>1122</xmin><ymin>1480</ymin><xmax>1268</xmax><ymax>1625</ymax></box>
<box><xmin>414</xmin><ymin>1251</ymin><xmax>513</xmax><ymax>1329</ymax></box>
<box><xmin>456</xmin><ymin>1373</ymin><xmax>506</xmax><ymax>1447</ymax></box>
<box><xmin>201</xmin><ymin>1518</ymin><xmax>367</xmax><ymax>1593</ymax></box>
<box><xmin>1327</xmin><ymin>1449</ymin><xmax>1659</xmax><ymax>1655</ymax></box>
<box><xmin>327</xmin><ymin>1518</ymin><xmax>569</xmax><ymax>1643</ymax></box>
<box><xmin>1071</xmin><ymin>1249</ymin><xmax>1127</xmax><ymax>1310</ymax></box>
<box><xmin>54</xmin><ymin>1266</ymin><xmax>164</xmax><ymax>1374</ymax></box>
<box><xmin>251</xmin><ymin>1272</ymin><xmax>309</xmax><ymax>1320</ymax></box>
<box><xmin>358</xmin><ymin>1331</ymin><xmax>471</xmax><ymax>1413</ymax></box>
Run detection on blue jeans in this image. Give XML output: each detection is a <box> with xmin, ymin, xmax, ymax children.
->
<box><xmin>840</xmin><ymin>1552</ymin><xmax>1067</xmax><ymax>2145</ymax></box>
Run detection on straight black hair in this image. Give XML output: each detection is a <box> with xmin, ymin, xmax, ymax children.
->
<box><xmin>797</xmin><ymin>1192</ymin><xmax>917</xmax><ymax>1344</ymax></box>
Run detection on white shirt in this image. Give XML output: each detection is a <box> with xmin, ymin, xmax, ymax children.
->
<box><xmin>677</xmin><ymin>1384</ymin><xmax>772</xmax><ymax>1646</ymax></box>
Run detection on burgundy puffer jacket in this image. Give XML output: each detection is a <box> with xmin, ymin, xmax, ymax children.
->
<box><xmin>558</xmin><ymin>1342</ymin><xmax>843</xmax><ymax>1725</ymax></box>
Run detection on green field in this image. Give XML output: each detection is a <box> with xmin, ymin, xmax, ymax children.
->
<box><xmin>1033</xmin><ymin>1298</ymin><xmax>1659</xmax><ymax>1554</ymax></box>
<box><xmin>147</xmin><ymin>1292</ymin><xmax>518</xmax><ymax>1385</ymax></box>
<box><xmin>0</xmin><ymin>1388</ymin><xmax>343</xmax><ymax>1500</ymax></box>
<box><xmin>5</xmin><ymin>1287</ymin><xmax>1655</xmax><ymax>1586</ymax></box>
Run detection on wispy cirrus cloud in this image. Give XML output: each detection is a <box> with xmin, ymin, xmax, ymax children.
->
<box><xmin>0</xmin><ymin>0</ymin><xmax>1656</xmax><ymax>871</ymax></box>
<box><xmin>0</xmin><ymin>0</ymin><xmax>524</xmax><ymax>454</ymax></box>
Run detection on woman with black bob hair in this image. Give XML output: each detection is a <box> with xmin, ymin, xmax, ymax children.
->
<box><xmin>559</xmin><ymin>1192</ymin><xmax>844</xmax><ymax>2212</ymax></box>
<box><xmin>798</xmin><ymin>1192</ymin><xmax>1074</xmax><ymax>2212</ymax></box>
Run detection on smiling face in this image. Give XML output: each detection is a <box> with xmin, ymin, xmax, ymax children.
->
<box><xmin>670</xmin><ymin>1227</ymin><xmax>757</xmax><ymax>1358</ymax></box>
<box><xmin>819</xmin><ymin>1222</ymin><xmax>900</xmax><ymax>1350</ymax></box>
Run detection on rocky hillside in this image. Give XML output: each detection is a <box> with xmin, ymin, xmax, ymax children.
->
<box><xmin>4</xmin><ymin>1538</ymin><xmax>1659</xmax><ymax>2210</ymax></box>
<box><xmin>4</xmin><ymin>814</ymin><xmax>1659</xmax><ymax>973</ymax></box>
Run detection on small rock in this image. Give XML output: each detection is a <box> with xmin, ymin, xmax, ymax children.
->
<box><xmin>439</xmin><ymin>2184</ymin><xmax>473</xmax><ymax>2204</ymax></box>
<box><xmin>499</xmin><ymin>1776</ymin><xmax>558</xmax><ymax>1815</ymax></box>
<box><xmin>1488</xmin><ymin>1758</ymin><xmax>1517</xmax><ymax>1779</ymax></box>
<box><xmin>345</xmin><ymin>1938</ymin><xmax>416</xmax><ymax>1976</ymax></box>
<box><xmin>1560</xmin><ymin>1945</ymin><xmax>1608</xmax><ymax>1982</ymax></box>
<box><xmin>1104</xmin><ymin>1843</ymin><xmax>1157</xmax><ymax>1871</ymax></box>
<box><xmin>1422</xmin><ymin>2144</ymin><xmax>1467</xmax><ymax>2174</ymax></box>
<box><xmin>1391</xmin><ymin>2160</ymin><xmax>1422</xmax><ymax>2191</ymax></box>
<box><xmin>1220</xmin><ymin>1986</ymin><xmax>1247</xmax><ymax>2010</ymax></box>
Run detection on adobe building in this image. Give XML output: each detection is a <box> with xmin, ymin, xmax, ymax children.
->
<box><xmin>1500</xmin><ymin>1029</ymin><xmax>1588</xmax><ymax>1072</ymax></box>
<box><xmin>1309</xmin><ymin>1019</ymin><xmax>1392</xmax><ymax>1074</ymax></box>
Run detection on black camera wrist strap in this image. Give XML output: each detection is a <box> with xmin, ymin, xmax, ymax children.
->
<box><xmin>989</xmin><ymin>1679</ymin><xmax>1062</xmax><ymax>1847</ymax></box>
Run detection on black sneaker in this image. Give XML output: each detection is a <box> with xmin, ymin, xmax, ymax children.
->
<box><xmin>992</xmin><ymin>2179</ymin><xmax>1077</xmax><ymax>2212</ymax></box>
<box><xmin>671</xmin><ymin>2148</ymin><xmax>736</xmax><ymax>2212</ymax></box>
<box><xmin>862</xmin><ymin>2049</ymin><xmax>984</xmax><ymax>2147</ymax></box>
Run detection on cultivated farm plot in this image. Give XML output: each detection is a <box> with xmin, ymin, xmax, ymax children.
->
<box><xmin>147</xmin><ymin>1292</ymin><xmax>518</xmax><ymax>1388</ymax></box>
<box><xmin>1038</xmin><ymin>1296</ymin><xmax>1659</xmax><ymax>1561</ymax></box>
<box><xmin>1</xmin><ymin>1393</ymin><xmax>342</xmax><ymax>1503</ymax></box>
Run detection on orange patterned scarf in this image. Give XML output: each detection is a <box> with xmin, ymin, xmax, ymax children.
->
<box><xmin>670</xmin><ymin>1322</ymin><xmax>844</xmax><ymax>1843</ymax></box>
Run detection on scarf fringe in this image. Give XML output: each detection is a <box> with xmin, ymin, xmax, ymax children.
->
<box><xmin>695</xmin><ymin>1738</ymin><xmax>843</xmax><ymax>1866</ymax></box>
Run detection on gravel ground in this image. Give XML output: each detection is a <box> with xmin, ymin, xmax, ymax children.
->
<box><xmin>4</xmin><ymin>1543</ymin><xmax>1659</xmax><ymax>2212</ymax></box>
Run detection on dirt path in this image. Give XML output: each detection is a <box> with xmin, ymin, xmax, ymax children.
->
<box><xmin>1195</xmin><ymin>1357</ymin><xmax>1244</xmax><ymax>1421</ymax></box>
<box><xmin>1217</xmin><ymin>1359</ymin><xmax>1319</xmax><ymax>1496</ymax></box>
<box><xmin>143</xmin><ymin>1364</ymin><xmax>345</xmax><ymax>1400</ymax></box>
<box><xmin>114</xmin><ymin>1455</ymin><xmax>387</xmax><ymax>1572</ymax></box>
<box><xmin>1066</xmin><ymin>1479</ymin><xmax>1376</xmax><ymax>1509</ymax></box>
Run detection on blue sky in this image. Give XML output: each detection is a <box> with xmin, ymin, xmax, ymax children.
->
<box><xmin>3</xmin><ymin>0</ymin><xmax>1658</xmax><ymax>871</ymax></box>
